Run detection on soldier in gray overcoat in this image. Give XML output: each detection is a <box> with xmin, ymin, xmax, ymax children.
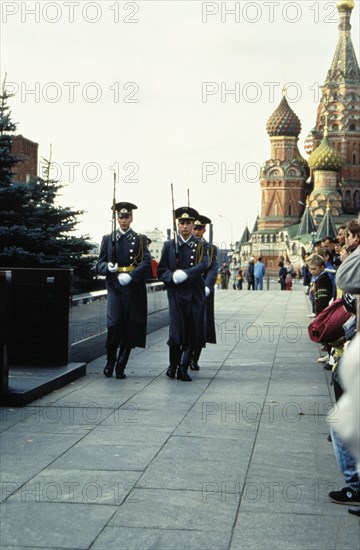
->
<box><xmin>191</xmin><ymin>213</ymin><xmax>219</xmax><ymax>370</ymax></box>
<box><xmin>157</xmin><ymin>207</ymin><xmax>209</xmax><ymax>381</ymax></box>
<box><xmin>97</xmin><ymin>202</ymin><xmax>151</xmax><ymax>379</ymax></box>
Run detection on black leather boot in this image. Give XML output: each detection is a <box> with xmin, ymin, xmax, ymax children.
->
<box><xmin>115</xmin><ymin>346</ymin><xmax>131</xmax><ymax>379</ymax></box>
<box><xmin>177</xmin><ymin>346</ymin><xmax>193</xmax><ymax>381</ymax></box>
<box><xmin>166</xmin><ymin>346</ymin><xmax>181</xmax><ymax>379</ymax></box>
<box><xmin>190</xmin><ymin>347</ymin><xmax>201</xmax><ymax>371</ymax></box>
<box><xmin>177</xmin><ymin>365</ymin><xmax>192</xmax><ymax>382</ymax></box>
<box><xmin>103</xmin><ymin>346</ymin><xmax>117</xmax><ymax>377</ymax></box>
<box><xmin>103</xmin><ymin>362</ymin><xmax>115</xmax><ymax>377</ymax></box>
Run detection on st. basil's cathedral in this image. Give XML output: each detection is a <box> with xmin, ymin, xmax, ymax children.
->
<box><xmin>238</xmin><ymin>0</ymin><xmax>360</xmax><ymax>271</ymax></box>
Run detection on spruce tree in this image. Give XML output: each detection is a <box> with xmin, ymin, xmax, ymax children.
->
<box><xmin>0</xmin><ymin>83</ymin><xmax>97</xmax><ymax>291</ymax></box>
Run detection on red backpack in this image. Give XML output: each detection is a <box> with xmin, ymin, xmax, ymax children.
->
<box><xmin>308</xmin><ymin>298</ymin><xmax>352</xmax><ymax>344</ymax></box>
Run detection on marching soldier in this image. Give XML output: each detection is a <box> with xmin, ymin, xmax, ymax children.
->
<box><xmin>97</xmin><ymin>202</ymin><xmax>151</xmax><ymax>379</ymax></box>
<box><xmin>157</xmin><ymin>207</ymin><xmax>209</xmax><ymax>381</ymax></box>
<box><xmin>191</xmin><ymin>213</ymin><xmax>219</xmax><ymax>370</ymax></box>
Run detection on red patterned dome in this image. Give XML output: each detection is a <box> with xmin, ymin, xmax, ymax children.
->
<box><xmin>304</xmin><ymin>129</ymin><xmax>315</xmax><ymax>155</ymax></box>
<box><xmin>266</xmin><ymin>96</ymin><xmax>301</xmax><ymax>137</ymax></box>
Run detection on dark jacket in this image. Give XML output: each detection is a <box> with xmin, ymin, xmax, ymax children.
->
<box><xmin>313</xmin><ymin>271</ymin><xmax>333</xmax><ymax>315</ymax></box>
<box><xmin>246</xmin><ymin>263</ymin><xmax>254</xmax><ymax>282</ymax></box>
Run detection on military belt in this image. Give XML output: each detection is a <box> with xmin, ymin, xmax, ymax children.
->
<box><xmin>118</xmin><ymin>266</ymin><xmax>136</xmax><ymax>273</ymax></box>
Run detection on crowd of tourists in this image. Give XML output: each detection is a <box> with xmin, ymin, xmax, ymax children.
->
<box><xmin>217</xmin><ymin>256</ymin><xmax>266</xmax><ymax>291</ymax></box>
<box><xmin>304</xmin><ymin>218</ymin><xmax>360</xmax><ymax>516</ymax></box>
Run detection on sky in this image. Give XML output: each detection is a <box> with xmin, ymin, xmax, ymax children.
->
<box><xmin>1</xmin><ymin>0</ymin><xmax>359</xmax><ymax>249</ymax></box>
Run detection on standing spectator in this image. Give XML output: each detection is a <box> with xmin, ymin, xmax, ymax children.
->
<box><xmin>229</xmin><ymin>257</ymin><xmax>241</xmax><ymax>289</ymax></box>
<box><xmin>278</xmin><ymin>260</ymin><xmax>287</xmax><ymax>291</ymax></box>
<box><xmin>237</xmin><ymin>269</ymin><xmax>244</xmax><ymax>290</ymax></box>
<box><xmin>321</xmin><ymin>248</ymin><xmax>337</xmax><ymax>298</ymax></box>
<box><xmin>333</xmin><ymin>241</ymin><xmax>342</xmax><ymax>268</ymax></box>
<box><xmin>245</xmin><ymin>257</ymin><xmax>255</xmax><ymax>290</ymax></box>
<box><xmin>308</xmin><ymin>254</ymin><xmax>333</xmax><ymax>315</ymax></box>
<box><xmin>321</xmin><ymin>236</ymin><xmax>335</xmax><ymax>259</ymax></box>
<box><xmin>219</xmin><ymin>261</ymin><xmax>231</xmax><ymax>289</ymax></box>
<box><xmin>301</xmin><ymin>254</ymin><xmax>311</xmax><ymax>294</ymax></box>
<box><xmin>346</xmin><ymin>219</ymin><xmax>360</xmax><ymax>254</ymax></box>
<box><xmin>285</xmin><ymin>271</ymin><xmax>293</xmax><ymax>291</ymax></box>
<box><xmin>285</xmin><ymin>260</ymin><xmax>294</xmax><ymax>291</ymax></box>
<box><xmin>254</xmin><ymin>256</ymin><xmax>266</xmax><ymax>290</ymax></box>
<box><xmin>337</xmin><ymin>225</ymin><xmax>347</xmax><ymax>247</ymax></box>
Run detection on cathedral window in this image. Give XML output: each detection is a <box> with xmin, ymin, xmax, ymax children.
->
<box><xmin>354</xmin><ymin>190</ymin><xmax>360</xmax><ymax>210</ymax></box>
<box><xmin>345</xmin><ymin>190</ymin><xmax>351</xmax><ymax>203</ymax></box>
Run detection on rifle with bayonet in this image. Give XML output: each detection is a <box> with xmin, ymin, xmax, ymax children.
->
<box><xmin>171</xmin><ymin>183</ymin><xmax>179</xmax><ymax>267</ymax></box>
<box><xmin>111</xmin><ymin>172</ymin><xmax>117</xmax><ymax>265</ymax></box>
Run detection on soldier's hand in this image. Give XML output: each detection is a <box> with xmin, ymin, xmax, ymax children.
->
<box><xmin>108</xmin><ymin>262</ymin><xmax>118</xmax><ymax>273</ymax></box>
<box><xmin>172</xmin><ymin>270</ymin><xmax>188</xmax><ymax>284</ymax></box>
<box><xmin>205</xmin><ymin>286</ymin><xmax>211</xmax><ymax>297</ymax></box>
<box><xmin>118</xmin><ymin>273</ymin><xmax>132</xmax><ymax>286</ymax></box>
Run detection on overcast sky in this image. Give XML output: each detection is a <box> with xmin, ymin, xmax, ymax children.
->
<box><xmin>2</xmin><ymin>1</ymin><xmax>359</xmax><ymax>248</ymax></box>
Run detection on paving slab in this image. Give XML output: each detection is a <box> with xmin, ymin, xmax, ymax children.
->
<box><xmin>0</xmin><ymin>501</ymin><xmax>117</xmax><ymax>548</ymax></box>
<box><xmin>230</xmin><ymin>512</ymin><xmax>360</xmax><ymax>550</ymax></box>
<box><xmin>0</xmin><ymin>289</ymin><xmax>359</xmax><ymax>550</ymax></box>
<box><xmin>7</xmin><ymin>468</ymin><xmax>141</xmax><ymax>506</ymax></box>
<box><xmin>92</xmin><ymin>527</ymin><xmax>231</xmax><ymax>550</ymax></box>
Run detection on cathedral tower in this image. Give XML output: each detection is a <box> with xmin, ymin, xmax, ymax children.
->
<box><xmin>305</xmin><ymin>0</ymin><xmax>360</xmax><ymax>216</ymax></box>
<box><xmin>258</xmin><ymin>90</ymin><xmax>308</xmax><ymax>231</ymax></box>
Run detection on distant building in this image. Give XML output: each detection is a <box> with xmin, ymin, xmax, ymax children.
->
<box><xmin>11</xmin><ymin>134</ymin><xmax>38</xmax><ymax>182</ymax></box>
<box><xmin>238</xmin><ymin>0</ymin><xmax>360</xmax><ymax>273</ymax></box>
<box><xmin>144</xmin><ymin>227</ymin><xmax>166</xmax><ymax>261</ymax></box>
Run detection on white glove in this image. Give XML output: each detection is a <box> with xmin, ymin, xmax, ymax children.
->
<box><xmin>117</xmin><ymin>273</ymin><xmax>132</xmax><ymax>286</ymax></box>
<box><xmin>107</xmin><ymin>262</ymin><xmax>118</xmax><ymax>273</ymax></box>
<box><xmin>172</xmin><ymin>269</ymin><xmax>188</xmax><ymax>284</ymax></box>
<box><xmin>205</xmin><ymin>286</ymin><xmax>211</xmax><ymax>297</ymax></box>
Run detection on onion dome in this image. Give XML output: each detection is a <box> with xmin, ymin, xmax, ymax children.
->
<box><xmin>337</xmin><ymin>0</ymin><xmax>354</xmax><ymax>9</ymax></box>
<box><xmin>266</xmin><ymin>93</ymin><xmax>301</xmax><ymax>137</ymax></box>
<box><xmin>308</xmin><ymin>128</ymin><xmax>342</xmax><ymax>171</ymax></box>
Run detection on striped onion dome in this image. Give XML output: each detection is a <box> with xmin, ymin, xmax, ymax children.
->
<box><xmin>266</xmin><ymin>95</ymin><xmax>301</xmax><ymax>137</ymax></box>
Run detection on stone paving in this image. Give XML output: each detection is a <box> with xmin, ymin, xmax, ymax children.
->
<box><xmin>1</xmin><ymin>287</ymin><xmax>359</xmax><ymax>550</ymax></box>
